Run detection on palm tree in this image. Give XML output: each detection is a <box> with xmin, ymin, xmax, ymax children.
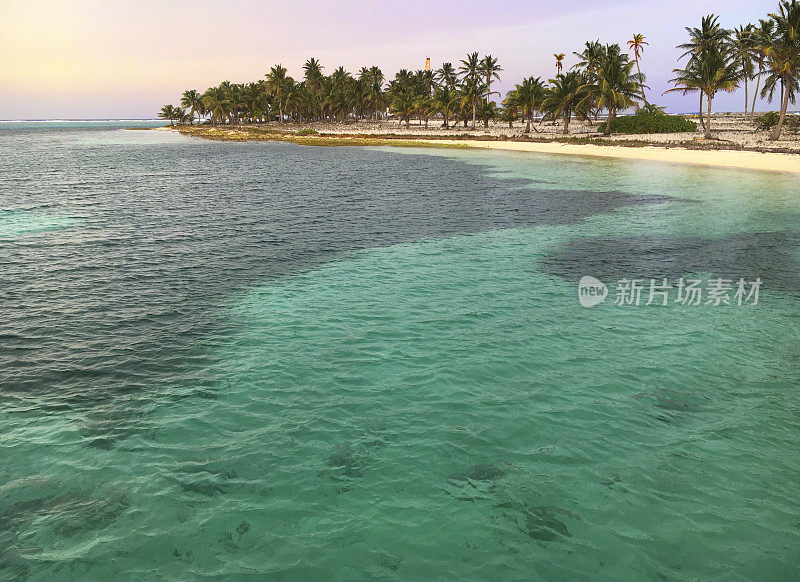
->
<box><xmin>590</xmin><ymin>48</ymin><xmax>643</xmax><ymax>135</ymax></box>
<box><xmin>480</xmin><ymin>55</ymin><xmax>503</xmax><ymax>100</ymax></box>
<box><xmin>678</xmin><ymin>15</ymin><xmax>731</xmax><ymax>132</ymax></box>
<box><xmin>355</xmin><ymin>69</ymin><xmax>371</xmax><ymax>119</ymax></box>
<box><xmin>420</xmin><ymin>69</ymin><xmax>435</xmax><ymax>98</ymax></box>
<box><xmin>751</xmin><ymin>19</ymin><xmax>776</xmax><ymax>114</ymax></box>
<box><xmin>453</xmin><ymin>88</ymin><xmax>473</xmax><ymax>127</ymax></box>
<box><xmin>573</xmin><ymin>41</ymin><xmax>603</xmax><ymax>74</ymax></box>
<box><xmin>760</xmin><ymin>0</ymin><xmax>800</xmax><ymax>140</ymax></box>
<box><xmin>244</xmin><ymin>82</ymin><xmax>268</xmax><ymax>122</ymax></box>
<box><xmin>554</xmin><ymin>53</ymin><xmax>565</xmax><ymax>74</ymax></box>
<box><xmin>541</xmin><ymin>71</ymin><xmax>590</xmax><ymax>134</ymax></box>
<box><xmin>202</xmin><ymin>87</ymin><xmax>233</xmax><ymax>126</ymax></box>
<box><xmin>433</xmin><ymin>85</ymin><xmax>457</xmax><ymax>128</ymax></box>
<box><xmin>362</xmin><ymin>65</ymin><xmax>385</xmax><ymax>121</ymax></box>
<box><xmin>330</xmin><ymin>66</ymin><xmax>353</xmax><ymax>122</ymax></box>
<box><xmin>732</xmin><ymin>26</ymin><xmax>758</xmax><ymax>116</ymax></box>
<box><xmin>390</xmin><ymin>92</ymin><xmax>415</xmax><ymax>127</ymax></box>
<box><xmin>513</xmin><ymin>76</ymin><xmax>546</xmax><ymax>133</ymax></box>
<box><xmin>667</xmin><ymin>30</ymin><xmax>741</xmax><ymax>138</ymax></box>
<box><xmin>461</xmin><ymin>77</ymin><xmax>486</xmax><ymax>130</ymax></box>
<box><xmin>459</xmin><ymin>52</ymin><xmax>481</xmax><ymax>83</ymax></box>
<box><xmin>627</xmin><ymin>34</ymin><xmax>650</xmax><ymax>105</ymax></box>
<box><xmin>302</xmin><ymin>58</ymin><xmax>324</xmax><ymax>120</ymax></box>
<box><xmin>180</xmin><ymin>90</ymin><xmax>203</xmax><ymax>124</ymax></box>
<box><xmin>303</xmin><ymin>58</ymin><xmax>324</xmax><ymax>86</ymax></box>
<box><xmin>158</xmin><ymin>104</ymin><xmax>178</xmax><ymax>127</ymax></box>
<box><xmin>573</xmin><ymin>41</ymin><xmax>605</xmax><ymax>120</ymax></box>
<box><xmin>679</xmin><ymin>15</ymin><xmax>731</xmax><ymax>57</ymax></box>
<box><xmin>265</xmin><ymin>64</ymin><xmax>288</xmax><ymax>123</ymax></box>
<box><xmin>214</xmin><ymin>81</ymin><xmax>242</xmax><ymax>124</ymax></box>
<box><xmin>435</xmin><ymin>62</ymin><xmax>458</xmax><ymax>89</ymax></box>
<box><xmin>387</xmin><ymin>68</ymin><xmax>430</xmax><ymax>127</ymax></box>
<box><xmin>459</xmin><ymin>52</ymin><xmax>482</xmax><ymax>128</ymax></box>
<box><xmin>479</xmin><ymin>100</ymin><xmax>500</xmax><ymax>128</ymax></box>
<box><xmin>414</xmin><ymin>93</ymin><xmax>434</xmax><ymax>127</ymax></box>
<box><xmin>500</xmin><ymin>91</ymin><xmax>519</xmax><ymax>128</ymax></box>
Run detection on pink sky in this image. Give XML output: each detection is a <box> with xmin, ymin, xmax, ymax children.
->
<box><xmin>0</xmin><ymin>0</ymin><xmax>783</xmax><ymax>119</ymax></box>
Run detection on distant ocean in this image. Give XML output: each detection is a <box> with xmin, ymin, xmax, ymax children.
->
<box><xmin>0</xmin><ymin>119</ymin><xmax>166</xmax><ymax>129</ymax></box>
<box><xmin>1</xmin><ymin>121</ymin><xmax>799</xmax><ymax>580</ymax></box>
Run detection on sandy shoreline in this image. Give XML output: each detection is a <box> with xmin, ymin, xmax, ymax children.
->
<box><xmin>166</xmin><ymin>119</ymin><xmax>800</xmax><ymax>174</ymax></box>
<box><xmin>426</xmin><ymin>139</ymin><xmax>800</xmax><ymax>174</ymax></box>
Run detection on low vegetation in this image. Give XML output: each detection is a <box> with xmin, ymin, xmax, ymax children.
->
<box><xmin>596</xmin><ymin>110</ymin><xmax>697</xmax><ymax>134</ymax></box>
<box><xmin>755</xmin><ymin>111</ymin><xmax>782</xmax><ymax>130</ymax></box>
<box><xmin>754</xmin><ymin>110</ymin><xmax>799</xmax><ymax>132</ymax></box>
<box><xmin>175</xmin><ymin>125</ymin><xmax>470</xmax><ymax>148</ymax></box>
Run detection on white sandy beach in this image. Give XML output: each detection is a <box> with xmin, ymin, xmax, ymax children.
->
<box><xmin>426</xmin><ymin>139</ymin><xmax>800</xmax><ymax>174</ymax></box>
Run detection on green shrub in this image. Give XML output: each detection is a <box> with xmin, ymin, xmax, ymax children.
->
<box><xmin>754</xmin><ymin>111</ymin><xmax>780</xmax><ymax>131</ymax></box>
<box><xmin>755</xmin><ymin>112</ymin><xmax>799</xmax><ymax>133</ymax></box>
<box><xmin>297</xmin><ymin>128</ymin><xmax>319</xmax><ymax>136</ymax></box>
<box><xmin>596</xmin><ymin>110</ymin><xmax>697</xmax><ymax>134</ymax></box>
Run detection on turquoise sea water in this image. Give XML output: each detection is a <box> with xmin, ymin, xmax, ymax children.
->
<box><xmin>1</xmin><ymin>123</ymin><xmax>799</xmax><ymax>580</ymax></box>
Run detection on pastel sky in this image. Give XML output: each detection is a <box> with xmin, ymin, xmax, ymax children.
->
<box><xmin>0</xmin><ymin>0</ymin><xmax>783</xmax><ymax>119</ymax></box>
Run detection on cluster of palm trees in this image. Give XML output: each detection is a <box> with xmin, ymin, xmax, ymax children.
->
<box><xmin>167</xmin><ymin>63</ymin><xmax>388</xmax><ymax>128</ymax></box>
<box><xmin>162</xmin><ymin>46</ymin><xmax>644</xmax><ymax>136</ymax></box>
<box><xmin>157</xmin><ymin>104</ymin><xmax>192</xmax><ymax>126</ymax></box>
<box><xmin>668</xmin><ymin>0</ymin><xmax>800</xmax><ymax>139</ymax></box>
<box><xmin>392</xmin><ymin>54</ymin><xmax>504</xmax><ymax>129</ymax></box>
<box><xmin>159</xmin><ymin>1</ymin><xmax>799</xmax><ymax>140</ymax></box>
<box><xmin>544</xmin><ymin>41</ymin><xmax>644</xmax><ymax>135</ymax></box>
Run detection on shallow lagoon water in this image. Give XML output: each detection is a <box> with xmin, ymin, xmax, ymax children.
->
<box><xmin>1</xmin><ymin>124</ymin><xmax>799</xmax><ymax>580</ymax></box>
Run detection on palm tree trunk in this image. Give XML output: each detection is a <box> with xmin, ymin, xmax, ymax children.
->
<box><xmin>563</xmin><ymin>111</ymin><xmax>570</xmax><ymax>135</ymax></box>
<box><xmin>604</xmin><ymin>108</ymin><xmax>615</xmax><ymax>136</ymax></box>
<box><xmin>751</xmin><ymin>63</ymin><xmax>763</xmax><ymax>115</ymax></box>
<box><xmin>743</xmin><ymin>77</ymin><xmax>748</xmax><ymax>116</ymax></box>
<box><xmin>698</xmin><ymin>93</ymin><xmax>706</xmax><ymax>131</ymax></box>
<box><xmin>704</xmin><ymin>92</ymin><xmax>713</xmax><ymax>139</ymax></box>
<box><xmin>769</xmin><ymin>82</ymin><xmax>790</xmax><ymax>141</ymax></box>
<box><xmin>635</xmin><ymin>58</ymin><xmax>648</xmax><ymax>105</ymax></box>
<box><xmin>471</xmin><ymin>99</ymin><xmax>477</xmax><ymax>129</ymax></box>
<box><xmin>525</xmin><ymin>116</ymin><xmax>531</xmax><ymax>133</ymax></box>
